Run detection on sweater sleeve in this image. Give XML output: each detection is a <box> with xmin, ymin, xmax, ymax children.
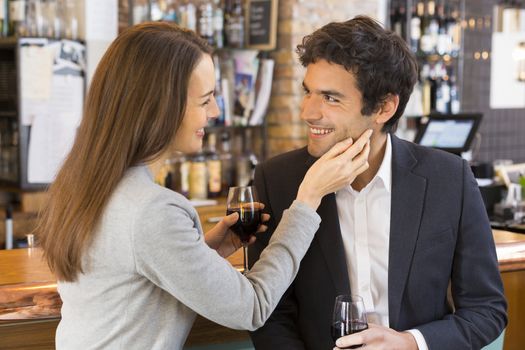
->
<box><xmin>131</xmin><ymin>192</ymin><xmax>320</xmax><ymax>331</ymax></box>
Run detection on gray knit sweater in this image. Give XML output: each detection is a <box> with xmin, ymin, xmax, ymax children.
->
<box><xmin>56</xmin><ymin>166</ymin><xmax>321</xmax><ymax>349</ymax></box>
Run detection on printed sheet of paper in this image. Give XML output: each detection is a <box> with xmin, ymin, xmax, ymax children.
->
<box><xmin>27</xmin><ymin>75</ymin><xmax>84</xmax><ymax>183</ymax></box>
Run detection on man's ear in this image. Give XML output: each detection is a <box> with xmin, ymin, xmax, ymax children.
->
<box><xmin>375</xmin><ymin>94</ymin><xmax>400</xmax><ymax>125</ymax></box>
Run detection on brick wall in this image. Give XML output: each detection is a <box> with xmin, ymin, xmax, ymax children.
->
<box><xmin>266</xmin><ymin>1</ymin><xmax>382</xmax><ymax>157</ymax></box>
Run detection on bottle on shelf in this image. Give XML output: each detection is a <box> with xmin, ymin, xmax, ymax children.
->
<box><xmin>449</xmin><ymin>73</ymin><xmax>461</xmax><ymax>114</ymax></box>
<box><xmin>409</xmin><ymin>3</ymin><xmax>422</xmax><ymax>53</ymax></box>
<box><xmin>198</xmin><ymin>0</ymin><xmax>214</xmax><ymax>45</ymax></box>
<box><xmin>212</xmin><ymin>0</ymin><xmax>224</xmax><ymax>49</ymax></box>
<box><xmin>167</xmin><ymin>151</ymin><xmax>190</xmax><ymax>198</ymax></box>
<box><xmin>436</xmin><ymin>2</ymin><xmax>451</xmax><ymax>56</ymax></box>
<box><xmin>391</xmin><ymin>4</ymin><xmax>407</xmax><ymax>40</ymax></box>
<box><xmin>446</xmin><ymin>6</ymin><xmax>461</xmax><ymax>56</ymax></box>
<box><xmin>189</xmin><ymin>149</ymin><xmax>208</xmax><ymax>199</ymax></box>
<box><xmin>235</xmin><ymin>129</ymin><xmax>258</xmax><ymax>187</ymax></box>
<box><xmin>205</xmin><ymin>133</ymin><xmax>222</xmax><ymax>198</ymax></box>
<box><xmin>219</xmin><ymin>131</ymin><xmax>235</xmax><ymax>196</ymax></box>
<box><xmin>179</xmin><ymin>1</ymin><xmax>197</xmax><ymax>32</ymax></box>
<box><xmin>9</xmin><ymin>0</ymin><xmax>27</xmax><ymax>36</ymax></box>
<box><xmin>224</xmin><ymin>0</ymin><xmax>244</xmax><ymax>48</ymax></box>
<box><xmin>0</xmin><ymin>0</ymin><xmax>6</xmax><ymax>37</ymax></box>
<box><xmin>212</xmin><ymin>54</ymin><xmax>226</xmax><ymax>126</ymax></box>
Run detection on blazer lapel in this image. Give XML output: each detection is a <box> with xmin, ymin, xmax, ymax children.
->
<box><xmin>316</xmin><ymin>194</ymin><xmax>351</xmax><ymax>295</ymax></box>
<box><xmin>388</xmin><ymin>136</ymin><xmax>427</xmax><ymax>329</ymax></box>
<box><xmin>304</xmin><ymin>152</ymin><xmax>351</xmax><ymax>296</ymax></box>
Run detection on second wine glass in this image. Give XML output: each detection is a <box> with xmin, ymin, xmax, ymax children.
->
<box><xmin>332</xmin><ymin>294</ymin><xmax>368</xmax><ymax>349</ymax></box>
<box><xmin>226</xmin><ymin>186</ymin><xmax>261</xmax><ymax>274</ymax></box>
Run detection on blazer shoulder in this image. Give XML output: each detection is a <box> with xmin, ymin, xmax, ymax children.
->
<box><xmin>402</xmin><ymin>139</ymin><xmax>464</xmax><ymax>173</ymax></box>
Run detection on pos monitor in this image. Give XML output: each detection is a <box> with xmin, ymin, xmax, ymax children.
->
<box><xmin>413</xmin><ymin>113</ymin><xmax>483</xmax><ymax>155</ymax></box>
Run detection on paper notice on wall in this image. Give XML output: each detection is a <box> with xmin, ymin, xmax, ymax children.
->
<box><xmin>20</xmin><ymin>45</ymin><xmax>54</xmax><ymax>125</ymax></box>
<box><xmin>27</xmin><ymin>113</ymin><xmax>78</xmax><ymax>184</ymax></box>
<box><xmin>490</xmin><ymin>32</ymin><xmax>525</xmax><ymax>109</ymax></box>
<box><xmin>27</xmin><ymin>75</ymin><xmax>84</xmax><ymax>183</ymax></box>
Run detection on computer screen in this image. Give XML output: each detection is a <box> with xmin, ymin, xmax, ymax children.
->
<box><xmin>413</xmin><ymin>113</ymin><xmax>482</xmax><ymax>154</ymax></box>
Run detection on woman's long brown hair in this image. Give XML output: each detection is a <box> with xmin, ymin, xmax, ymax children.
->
<box><xmin>37</xmin><ymin>22</ymin><xmax>212</xmax><ymax>282</ymax></box>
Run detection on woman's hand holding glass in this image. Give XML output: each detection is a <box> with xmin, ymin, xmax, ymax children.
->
<box><xmin>297</xmin><ymin>129</ymin><xmax>373</xmax><ymax>210</ymax></box>
<box><xmin>205</xmin><ymin>200</ymin><xmax>269</xmax><ymax>259</ymax></box>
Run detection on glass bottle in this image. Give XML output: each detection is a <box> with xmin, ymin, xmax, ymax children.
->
<box><xmin>9</xmin><ymin>0</ymin><xmax>27</xmax><ymax>36</ymax></box>
<box><xmin>212</xmin><ymin>0</ymin><xmax>224</xmax><ymax>48</ymax></box>
<box><xmin>189</xmin><ymin>151</ymin><xmax>208</xmax><ymax>199</ymax></box>
<box><xmin>225</xmin><ymin>0</ymin><xmax>243</xmax><ymax>48</ymax></box>
<box><xmin>205</xmin><ymin>133</ymin><xmax>222</xmax><ymax>198</ymax></box>
<box><xmin>219</xmin><ymin>132</ymin><xmax>234</xmax><ymax>196</ymax></box>
<box><xmin>198</xmin><ymin>0</ymin><xmax>214</xmax><ymax>45</ymax></box>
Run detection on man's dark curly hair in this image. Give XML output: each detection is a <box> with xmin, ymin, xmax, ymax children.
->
<box><xmin>296</xmin><ymin>15</ymin><xmax>418</xmax><ymax>133</ymax></box>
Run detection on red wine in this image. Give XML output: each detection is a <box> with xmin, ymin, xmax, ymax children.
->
<box><xmin>226</xmin><ymin>208</ymin><xmax>261</xmax><ymax>243</ymax></box>
<box><xmin>331</xmin><ymin>321</ymin><xmax>368</xmax><ymax>349</ymax></box>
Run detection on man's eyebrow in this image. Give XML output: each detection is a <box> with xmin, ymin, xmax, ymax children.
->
<box><xmin>302</xmin><ymin>81</ymin><xmax>345</xmax><ymax>98</ymax></box>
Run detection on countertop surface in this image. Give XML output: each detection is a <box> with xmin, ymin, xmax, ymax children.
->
<box><xmin>1</xmin><ymin>230</ymin><xmax>525</xmax><ymax>323</ymax></box>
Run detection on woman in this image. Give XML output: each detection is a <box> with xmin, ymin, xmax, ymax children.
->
<box><xmin>38</xmin><ymin>22</ymin><xmax>371</xmax><ymax>349</ymax></box>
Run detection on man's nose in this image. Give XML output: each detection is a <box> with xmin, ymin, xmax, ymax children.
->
<box><xmin>300</xmin><ymin>95</ymin><xmax>322</xmax><ymax>122</ymax></box>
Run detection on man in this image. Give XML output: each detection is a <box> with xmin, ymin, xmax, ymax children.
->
<box><xmin>248</xmin><ymin>16</ymin><xmax>507</xmax><ymax>350</ymax></box>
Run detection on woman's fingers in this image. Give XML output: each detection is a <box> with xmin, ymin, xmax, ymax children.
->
<box><xmin>340</xmin><ymin>129</ymin><xmax>373</xmax><ymax>160</ymax></box>
<box><xmin>260</xmin><ymin>213</ymin><xmax>270</xmax><ymax>223</ymax></box>
<box><xmin>320</xmin><ymin>137</ymin><xmax>354</xmax><ymax>160</ymax></box>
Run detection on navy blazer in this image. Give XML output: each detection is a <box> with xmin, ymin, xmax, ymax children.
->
<box><xmin>249</xmin><ymin>135</ymin><xmax>507</xmax><ymax>350</ymax></box>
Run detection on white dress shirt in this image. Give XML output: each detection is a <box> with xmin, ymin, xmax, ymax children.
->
<box><xmin>335</xmin><ymin>134</ymin><xmax>428</xmax><ymax>350</ymax></box>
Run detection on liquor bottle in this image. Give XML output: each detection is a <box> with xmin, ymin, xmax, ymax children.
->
<box><xmin>409</xmin><ymin>4</ymin><xmax>421</xmax><ymax>53</ymax></box>
<box><xmin>420</xmin><ymin>64</ymin><xmax>432</xmax><ymax>115</ymax></box>
<box><xmin>189</xmin><ymin>151</ymin><xmax>208</xmax><ymax>199</ymax></box>
<box><xmin>198</xmin><ymin>0</ymin><xmax>214</xmax><ymax>45</ymax></box>
<box><xmin>212</xmin><ymin>0</ymin><xmax>224</xmax><ymax>48</ymax></box>
<box><xmin>205</xmin><ymin>133</ymin><xmax>222</xmax><ymax>198</ymax></box>
<box><xmin>168</xmin><ymin>151</ymin><xmax>190</xmax><ymax>197</ymax></box>
<box><xmin>436</xmin><ymin>3</ymin><xmax>450</xmax><ymax>56</ymax></box>
<box><xmin>435</xmin><ymin>75</ymin><xmax>450</xmax><ymax>114</ymax></box>
<box><xmin>225</xmin><ymin>0</ymin><xmax>244</xmax><ymax>48</ymax></box>
<box><xmin>9</xmin><ymin>0</ymin><xmax>27</xmax><ymax>36</ymax></box>
<box><xmin>185</xmin><ymin>1</ymin><xmax>197</xmax><ymax>31</ymax></box>
<box><xmin>420</xmin><ymin>1</ymin><xmax>437</xmax><ymax>55</ymax></box>
<box><xmin>0</xmin><ymin>0</ymin><xmax>6</xmax><ymax>37</ymax></box>
<box><xmin>235</xmin><ymin>130</ymin><xmax>258</xmax><ymax>186</ymax></box>
<box><xmin>447</xmin><ymin>7</ymin><xmax>461</xmax><ymax>56</ymax></box>
<box><xmin>449</xmin><ymin>74</ymin><xmax>460</xmax><ymax>114</ymax></box>
<box><xmin>63</xmin><ymin>0</ymin><xmax>78</xmax><ymax>40</ymax></box>
<box><xmin>213</xmin><ymin>55</ymin><xmax>226</xmax><ymax>126</ymax></box>
<box><xmin>219</xmin><ymin>132</ymin><xmax>235</xmax><ymax>196</ymax></box>
<box><xmin>427</xmin><ymin>1</ymin><xmax>440</xmax><ymax>54</ymax></box>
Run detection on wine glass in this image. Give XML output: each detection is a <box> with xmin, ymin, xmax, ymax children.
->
<box><xmin>226</xmin><ymin>186</ymin><xmax>261</xmax><ymax>274</ymax></box>
<box><xmin>331</xmin><ymin>294</ymin><xmax>368</xmax><ymax>349</ymax></box>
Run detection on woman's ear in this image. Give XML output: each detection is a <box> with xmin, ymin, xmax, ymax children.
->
<box><xmin>375</xmin><ymin>94</ymin><xmax>400</xmax><ymax>125</ymax></box>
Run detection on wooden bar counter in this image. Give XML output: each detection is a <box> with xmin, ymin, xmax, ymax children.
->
<box><xmin>1</xmin><ymin>229</ymin><xmax>525</xmax><ymax>349</ymax></box>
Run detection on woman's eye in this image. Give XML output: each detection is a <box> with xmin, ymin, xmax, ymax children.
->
<box><xmin>201</xmin><ymin>99</ymin><xmax>211</xmax><ymax>107</ymax></box>
<box><xmin>302</xmin><ymin>87</ymin><xmax>310</xmax><ymax>95</ymax></box>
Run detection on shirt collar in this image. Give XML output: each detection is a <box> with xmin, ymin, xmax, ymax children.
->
<box><xmin>344</xmin><ymin>133</ymin><xmax>392</xmax><ymax>195</ymax></box>
<box><xmin>375</xmin><ymin>133</ymin><xmax>392</xmax><ymax>194</ymax></box>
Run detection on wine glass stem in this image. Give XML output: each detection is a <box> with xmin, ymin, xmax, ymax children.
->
<box><xmin>243</xmin><ymin>245</ymin><xmax>249</xmax><ymax>274</ymax></box>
